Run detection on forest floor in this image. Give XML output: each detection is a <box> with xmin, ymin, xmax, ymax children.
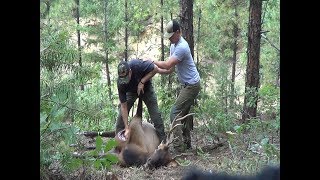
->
<box><xmin>44</xmin><ymin>119</ymin><xmax>280</xmax><ymax>180</ymax></box>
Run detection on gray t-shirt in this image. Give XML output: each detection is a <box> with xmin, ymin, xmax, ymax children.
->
<box><xmin>170</xmin><ymin>36</ymin><xmax>200</xmax><ymax>85</ymax></box>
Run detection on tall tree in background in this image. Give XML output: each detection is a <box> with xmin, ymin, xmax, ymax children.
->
<box><xmin>160</xmin><ymin>0</ymin><xmax>166</xmax><ymax>87</ymax></box>
<box><xmin>74</xmin><ymin>0</ymin><xmax>84</xmax><ymax>90</ymax></box>
<box><xmin>179</xmin><ymin>0</ymin><xmax>194</xmax><ymax>59</ymax></box>
<box><xmin>230</xmin><ymin>0</ymin><xmax>240</xmax><ymax>109</ymax></box>
<box><xmin>160</xmin><ymin>0</ymin><xmax>164</xmax><ymax>62</ymax></box>
<box><xmin>103</xmin><ymin>0</ymin><xmax>112</xmax><ymax>100</ymax></box>
<box><xmin>241</xmin><ymin>0</ymin><xmax>262</xmax><ymax>122</ymax></box>
<box><xmin>167</xmin><ymin>12</ymin><xmax>174</xmax><ymax>92</ymax></box>
<box><xmin>196</xmin><ymin>7</ymin><xmax>201</xmax><ymax>68</ymax></box>
<box><xmin>124</xmin><ymin>0</ymin><xmax>128</xmax><ymax>61</ymax></box>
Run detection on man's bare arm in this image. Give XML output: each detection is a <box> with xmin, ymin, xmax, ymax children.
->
<box><xmin>140</xmin><ymin>66</ymin><xmax>157</xmax><ymax>84</ymax></box>
<box><xmin>155</xmin><ymin>64</ymin><xmax>174</xmax><ymax>74</ymax></box>
<box><xmin>137</xmin><ymin>64</ymin><xmax>158</xmax><ymax>95</ymax></box>
<box><xmin>154</xmin><ymin>56</ymin><xmax>179</xmax><ymax>70</ymax></box>
<box><xmin>120</xmin><ymin>102</ymin><xmax>129</xmax><ymax>130</ymax></box>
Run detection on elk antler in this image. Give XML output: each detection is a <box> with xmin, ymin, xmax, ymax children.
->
<box><xmin>164</xmin><ymin>112</ymin><xmax>195</xmax><ymax>146</ymax></box>
<box><xmin>175</xmin><ymin>113</ymin><xmax>194</xmax><ymax>123</ymax></box>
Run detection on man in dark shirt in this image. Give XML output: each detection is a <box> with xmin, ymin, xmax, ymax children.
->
<box><xmin>116</xmin><ymin>59</ymin><xmax>167</xmax><ymax>142</ymax></box>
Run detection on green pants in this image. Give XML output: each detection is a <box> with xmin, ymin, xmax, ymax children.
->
<box><xmin>116</xmin><ymin>83</ymin><xmax>166</xmax><ymax>142</ymax></box>
<box><xmin>170</xmin><ymin>81</ymin><xmax>201</xmax><ymax>150</ymax></box>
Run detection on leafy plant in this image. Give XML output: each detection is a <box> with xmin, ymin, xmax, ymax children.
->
<box><xmin>260</xmin><ymin>137</ymin><xmax>279</xmax><ymax>160</ymax></box>
<box><xmin>89</xmin><ymin>136</ymin><xmax>118</xmax><ymax>170</ymax></box>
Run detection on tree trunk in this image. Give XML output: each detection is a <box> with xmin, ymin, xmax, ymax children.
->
<box><xmin>75</xmin><ymin>0</ymin><xmax>84</xmax><ymax>90</ymax></box>
<box><xmin>160</xmin><ymin>0</ymin><xmax>165</xmax><ymax>86</ymax></box>
<box><xmin>179</xmin><ymin>0</ymin><xmax>195</xmax><ymax>102</ymax></box>
<box><xmin>276</xmin><ymin>57</ymin><xmax>280</xmax><ymax>87</ymax></box>
<box><xmin>160</xmin><ymin>0</ymin><xmax>164</xmax><ymax>62</ymax></box>
<box><xmin>168</xmin><ymin>13</ymin><xmax>173</xmax><ymax>92</ymax></box>
<box><xmin>124</xmin><ymin>0</ymin><xmax>128</xmax><ymax>61</ymax></box>
<box><xmin>241</xmin><ymin>0</ymin><xmax>262</xmax><ymax>122</ymax></box>
<box><xmin>196</xmin><ymin>8</ymin><xmax>201</xmax><ymax>69</ymax></box>
<box><xmin>104</xmin><ymin>0</ymin><xmax>112</xmax><ymax>100</ymax></box>
<box><xmin>179</xmin><ymin>0</ymin><xmax>194</xmax><ymax>59</ymax></box>
<box><xmin>230</xmin><ymin>0</ymin><xmax>239</xmax><ymax>109</ymax></box>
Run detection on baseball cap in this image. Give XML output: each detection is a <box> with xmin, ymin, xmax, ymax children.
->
<box><xmin>163</xmin><ymin>20</ymin><xmax>180</xmax><ymax>39</ymax></box>
<box><xmin>118</xmin><ymin>61</ymin><xmax>130</xmax><ymax>85</ymax></box>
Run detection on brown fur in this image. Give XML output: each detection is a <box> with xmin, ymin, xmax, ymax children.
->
<box><xmin>90</xmin><ymin>99</ymin><xmax>192</xmax><ymax>168</ymax></box>
<box><xmin>113</xmin><ymin>97</ymin><xmax>161</xmax><ymax>167</ymax></box>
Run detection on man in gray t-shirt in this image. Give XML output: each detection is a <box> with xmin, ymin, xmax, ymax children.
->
<box><xmin>154</xmin><ymin>20</ymin><xmax>201</xmax><ymax>153</ymax></box>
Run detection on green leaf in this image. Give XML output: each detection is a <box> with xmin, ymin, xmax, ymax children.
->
<box><xmin>68</xmin><ymin>158</ymin><xmax>82</xmax><ymax>171</ymax></box>
<box><xmin>104</xmin><ymin>139</ymin><xmax>117</xmax><ymax>152</ymax></box>
<box><xmin>176</xmin><ymin>158</ymin><xmax>191</xmax><ymax>166</ymax></box>
<box><xmin>105</xmin><ymin>153</ymin><xmax>118</xmax><ymax>164</ymax></box>
<box><xmin>95</xmin><ymin>136</ymin><xmax>103</xmax><ymax>151</ymax></box>
<box><xmin>101</xmin><ymin>158</ymin><xmax>111</xmax><ymax>169</ymax></box>
<box><xmin>94</xmin><ymin>159</ymin><xmax>102</xmax><ymax>169</ymax></box>
<box><xmin>233</xmin><ymin>125</ymin><xmax>242</xmax><ymax>133</ymax></box>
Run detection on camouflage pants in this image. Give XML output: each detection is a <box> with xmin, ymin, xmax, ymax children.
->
<box><xmin>115</xmin><ymin>83</ymin><xmax>166</xmax><ymax>142</ymax></box>
<box><xmin>170</xmin><ymin>81</ymin><xmax>201</xmax><ymax>152</ymax></box>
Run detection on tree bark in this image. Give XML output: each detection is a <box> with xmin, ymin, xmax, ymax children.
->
<box><xmin>230</xmin><ymin>0</ymin><xmax>239</xmax><ymax>109</ymax></box>
<box><xmin>104</xmin><ymin>0</ymin><xmax>112</xmax><ymax>100</ymax></box>
<box><xmin>168</xmin><ymin>13</ymin><xmax>173</xmax><ymax>92</ymax></box>
<box><xmin>241</xmin><ymin>0</ymin><xmax>263</xmax><ymax>122</ymax></box>
<box><xmin>124</xmin><ymin>0</ymin><xmax>128</xmax><ymax>61</ymax></box>
<box><xmin>75</xmin><ymin>0</ymin><xmax>84</xmax><ymax>90</ymax></box>
<box><xmin>160</xmin><ymin>0</ymin><xmax>165</xmax><ymax>86</ymax></box>
<box><xmin>196</xmin><ymin>8</ymin><xmax>201</xmax><ymax>69</ymax></box>
<box><xmin>179</xmin><ymin>0</ymin><xmax>194</xmax><ymax>59</ymax></box>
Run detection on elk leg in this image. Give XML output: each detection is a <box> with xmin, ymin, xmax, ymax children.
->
<box><xmin>142</xmin><ymin>85</ymin><xmax>166</xmax><ymax>141</ymax></box>
<box><xmin>115</xmin><ymin>93</ymin><xmax>137</xmax><ymax>133</ymax></box>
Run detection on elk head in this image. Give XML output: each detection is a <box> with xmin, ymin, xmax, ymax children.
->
<box><xmin>145</xmin><ymin>113</ymin><xmax>195</xmax><ymax>169</ymax></box>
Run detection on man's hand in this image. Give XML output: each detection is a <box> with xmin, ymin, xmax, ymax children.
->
<box><xmin>137</xmin><ymin>81</ymin><xmax>144</xmax><ymax>95</ymax></box>
<box><xmin>124</xmin><ymin>127</ymin><xmax>130</xmax><ymax>140</ymax></box>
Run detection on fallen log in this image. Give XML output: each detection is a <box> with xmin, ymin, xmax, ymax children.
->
<box><xmin>82</xmin><ymin>131</ymin><xmax>115</xmax><ymax>138</ymax></box>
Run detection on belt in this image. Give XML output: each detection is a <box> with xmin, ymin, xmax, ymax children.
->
<box><xmin>183</xmin><ymin>80</ymin><xmax>200</xmax><ymax>87</ymax></box>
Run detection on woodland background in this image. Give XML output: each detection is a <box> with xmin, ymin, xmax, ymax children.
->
<box><xmin>40</xmin><ymin>0</ymin><xmax>280</xmax><ymax>179</ymax></box>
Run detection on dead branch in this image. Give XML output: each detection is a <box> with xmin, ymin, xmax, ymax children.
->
<box><xmin>172</xmin><ymin>152</ymin><xmax>194</xmax><ymax>160</ymax></box>
<box><xmin>69</xmin><ymin>144</ymin><xmax>96</xmax><ymax>150</ymax></box>
<box><xmin>82</xmin><ymin>131</ymin><xmax>115</xmax><ymax>138</ymax></box>
<box><xmin>72</xmin><ymin>151</ymin><xmax>107</xmax><ymax>159</ymax></box>
<box><xmin>261</xmin><ymin>34</ymin><xmax>280</xmax><ymax>53</ymax></box>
